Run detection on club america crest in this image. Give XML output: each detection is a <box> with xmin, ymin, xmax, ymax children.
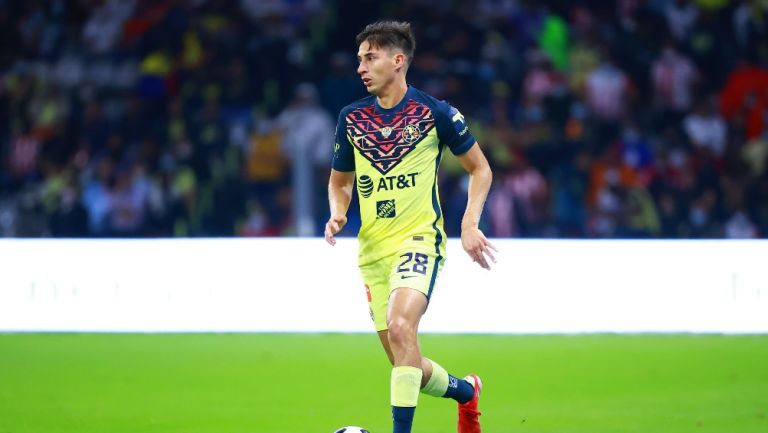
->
<box><xmin>379</xmin><ymin>126</ymin><xmax>393</xmax><ymax>138</ymax></box>
<box><xmin>402</xmin><ymin>124</ymin><xmax>421</xmax><ymax>142</ymax></box>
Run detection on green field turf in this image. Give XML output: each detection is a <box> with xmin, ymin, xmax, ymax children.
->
<box><xmin>0</xmin><ymin>333</ymin><xmax>766</xmax><ymax>433</ymax></box>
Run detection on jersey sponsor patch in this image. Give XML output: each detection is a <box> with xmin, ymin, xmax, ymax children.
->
<box><xmin>357</xmin><ymin>175</ymin><xmax>374</xmax><ymax>198</ymax></box>
<box><xmin>357</xmin><ymin>173</ymin><xmax>419</xmax><ymax>199</ymax></box>
<box><xmin>450</xmin><ymin>107</ymin><xmax>470</xmax><ymax>137</ymax></box>
<box><xmin>377</xmin><ymin>172</ymin><xmax>417</xmax><ymax>192</ymax></box>
<box><xmin>376</xmin><ymin>199</ymin><xmax>396</xmax><ymax>218</ymax></box>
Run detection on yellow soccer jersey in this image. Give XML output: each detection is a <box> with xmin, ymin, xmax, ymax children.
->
<box><xmin>332</xmin><ymin>86</ymin><xmax>476</xmax><ymax>266</ymax></box>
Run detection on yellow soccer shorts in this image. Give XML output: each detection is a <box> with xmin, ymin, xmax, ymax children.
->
<box><xmin>359</xmin><ymin>248</ymin><xmax>445</xmax><ymax>331</ymax></box>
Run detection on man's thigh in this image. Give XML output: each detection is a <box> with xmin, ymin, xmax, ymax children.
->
<box><xmin>360</xmin><ymin>249</ymin><xmax>444</xmax><ymax>331</ymax></box>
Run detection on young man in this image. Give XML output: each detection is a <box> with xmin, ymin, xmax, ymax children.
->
<box><xmin>324</xmin><ymin>21</ymin><xmax>496</xmax><ymax>433</ymax></box>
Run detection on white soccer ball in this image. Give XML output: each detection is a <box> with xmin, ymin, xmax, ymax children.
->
<box><xmin>334</xmin><ymin>427</ymin><xmax>370</xmax><ymax>433</ymax></box>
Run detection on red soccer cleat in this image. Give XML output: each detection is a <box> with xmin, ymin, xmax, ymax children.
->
<box><xmin>458</xmin><ymin>374</ymin><xmax>483</xmax><ymax>433</ymax></box>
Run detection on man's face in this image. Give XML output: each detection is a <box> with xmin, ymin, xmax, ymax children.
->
<box><xmin>356</xmin><ymin>41</ymin><xmax>403</xmax><ymax>95</ymax></box>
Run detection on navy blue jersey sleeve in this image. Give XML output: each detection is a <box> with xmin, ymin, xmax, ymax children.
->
<box><xmin>332</xmin><ymin>109</ymin><xmax>355</xmax><ymax>171</ymax></box>
<box><xmin>435</xmin><ymin>102</ymin><xmax>476</xmax><ymax>156</ymax></box>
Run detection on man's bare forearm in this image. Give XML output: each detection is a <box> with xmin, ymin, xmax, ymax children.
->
<box><xmin>461</xmin><ymin>165</ymin><xmax>492</xmax><ymax>229</ymax></box>
<box><xmin>328</xmin><ymin>171</ymin><xmax>354</xmax><ymax>216</ymax></box>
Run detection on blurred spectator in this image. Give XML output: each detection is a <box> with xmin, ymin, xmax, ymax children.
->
<box><xmin>651</xmin><ymin>41</ymin><xmax>698</xmax><ymax>126</ymax></box>
<box><xmin>522</xmin><ymin>50</ymin><xmax>567</xmax><ymax>106</ymax></box>
<box><xmin>13</xmin><ymin>188</ymin><xmax>49</xmax><ymax>237</ymax></box>
<box><xmin>239</xmin><ymin>199</ymin><xmax>281</xmax><ymax>237</ymax></box>
<box><xmin>49</xmin><ymin>178</ymin><xmax>88</xmax><ymax>237</ymax></box>
<box><xmin>8</xmin><ymin>128</ymin><xmax>41</xmax><ymax>185</ymax></box>
<box><xmin>82</xmin><ymin>0</ymin><xmax>136</xmax><ymax>55</ymax></box>
<box><xmin>587</xmin><ymin>144</ymin><xmax>641</xmax><ymax>237</ymax></box>
<box><xmin>686</xmin><ymin>9</ymin><xmax>731</xmax><ymax>91</ymax></box>
<box><xmin>81</xmin><ymin>157</ymin><xmax>115</xmax><ymax>236</ymax></box>
<box><xmin>725</xmin><ymin>209</ymin><xmax>759</xmax><ymax>238</ymax></box>
<box><xmin>567</xmin><ymin>38</ymin><xmax>600</xmax><ymax>100</ymax></box>
<box><xmin>683</xmin><ymin>96</ymin><xmax>728</xmax><ymax>159</ymax></box>
<box><xmin>720</xmin><ymin>59</ymin><xmax>768</xmax><ymax>140</ymax></box>
<box><xmin>276</xmin><ymin>82</ymin><xmax>334</xmax><ymax>235</ymax></box>
<box><xmin>618</xmin><ymin>123</ymin><xmax>655</xmax><ymax>186</ymax></box>
<box><xmin>620</xmin><ymin>187</ymin><xmax>661</xmax><ymax>238</ymax></box>
<box><xmin>732</xmin><ymin>0</ymin><xmax>768</xmax><ymax>62</ymax></box>
<box><xmin>107</xmin><ymin>165</ymin><xmax>149</xmax><ymax>237</ymax></box>
<box><xmin>742</xmin><ymin>133</ymin><xmax>768</xmax><ymax>178</ymax></box>
<box><xmin>657</xmin><ymin>190</ymin><xmax>684</xmax><ymax>237</ymax></box>
<box><xmin>687</xmin><ymin>187</ymin><xmax>722</xmax><ymax>237</ymax></box>
<box><xmin>586</xmin><ymin>52</ymin><xmax>634</xmax><ymax>122</ymax></box>
<box><xmin>586</xmin><ymin>50</ymin><xmax>635</xmax><ymax>153</ymax></box>
<box><xmin>747</xmin><ymin>174</ymin><xmax>768</xmax><ymax>236</ymax></box>
<box><xmin>276</xmin><ymin>83</ymin><xmax>333</xmax><ymax>169</ymax></box>
<box><xmin>245</xmin><ymin>110</ymin><xmax>287</xmax><ymax>230</ymax></box>
<box><xmin>488</xmin><ymin>154</ymin><xmax>549</xmax><ymax>237</ymax></box>
<box><xmin>550</xmin><ymin>149</ymin><xmax>590</xmax><ymax>237</ymax></box>
<box><xmin>537</xmin><ymin>10</ymin><xmax>569</xmax><ymax>71</ymax></box>
<box><xmin>665</xmin><ymin>0</ymin><xmax>699</xmax><ymax>43</ymax></box>
<box><xmin>320</xmin><ymin>52</ymin><xmax>366</xmax><ymax>117</ymax></box>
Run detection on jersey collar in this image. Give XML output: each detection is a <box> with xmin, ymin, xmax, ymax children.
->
<box><xmin>374</xmin><ymin>85</ymin><xmax>413</xmax><ymax>114</ymax></box>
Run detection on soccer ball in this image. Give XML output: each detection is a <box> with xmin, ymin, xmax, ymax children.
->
<box><xmin>334</xmin><ymin>427</ymin><xmax>369</xmax><ymax>433</ymax></box>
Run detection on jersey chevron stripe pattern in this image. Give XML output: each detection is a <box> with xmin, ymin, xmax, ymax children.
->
<box><xmin>345</xmin><ymin>100</ymin><xmax>435</xmax><ymax>175</ymax></box>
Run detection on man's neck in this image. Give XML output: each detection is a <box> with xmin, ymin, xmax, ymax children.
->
<box><xmin>376</xmin><ymin>80</ymin><xmax>408</xmax><ymax>109</ymax></box>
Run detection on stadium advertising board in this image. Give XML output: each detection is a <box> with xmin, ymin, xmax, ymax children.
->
<box><xmin>0</xmin><ymin>239</ymin><xmax>766</xmax><ymax>333</ymax></box>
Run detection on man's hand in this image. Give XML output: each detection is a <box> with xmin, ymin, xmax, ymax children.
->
<box><xmin>461</xmin><ymin>226</ymin><xmax>498</xmax><ymax>270</ymax></box>
<box><xmin>324</xmin><ymin>214</ymin><xmax>348</xmax><ymax>246</ymax></box>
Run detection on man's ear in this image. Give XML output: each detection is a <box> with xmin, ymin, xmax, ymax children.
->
<box><xmin>393</xmin><ymin>52</ymin><xmax>406</xmax><ymax>71</ymax></box>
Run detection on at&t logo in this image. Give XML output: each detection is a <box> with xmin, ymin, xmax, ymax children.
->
<box><xmin>357</xmin><ymin>175</ymin><xmax>374</xmax><ymax>198</ymax></box>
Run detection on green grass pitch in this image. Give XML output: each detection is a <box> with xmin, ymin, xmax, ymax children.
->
<box><xmin>0</xmin><ymin>333</ymin><xmax>766</xmax><ymax>433</ymax></box>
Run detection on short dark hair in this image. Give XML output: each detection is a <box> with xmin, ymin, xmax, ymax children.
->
<box><xmin>355</xmin><ymin>21</ymin><xmax>416</xmax><ymax>66</ymax></box>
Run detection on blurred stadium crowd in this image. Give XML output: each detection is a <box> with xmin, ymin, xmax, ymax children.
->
<box><xmin>1</xmin><ymin>0</ymin><xmax>767</xmax><ymax>238</ymax></box>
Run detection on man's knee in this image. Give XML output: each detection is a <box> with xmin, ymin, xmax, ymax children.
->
<box><xmin>387</xmin><ymin>316</ymin><xmax>416</xmax><ymax>348</ymax></box>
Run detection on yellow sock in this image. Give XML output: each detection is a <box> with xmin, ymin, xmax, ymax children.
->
<box><xmin>391</xmin><ymin>366</ymin><xmax>422</xmax><ymax>407</ymax></box>
<box><xmin>421</xmin><ymin>359</ymin><xmax>449</xmax><ymax>397</ymax></box>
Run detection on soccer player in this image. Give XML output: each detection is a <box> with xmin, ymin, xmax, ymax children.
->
<box><xmin>324</xmin><ymin>21</ymin><xmax>496</xmax><ymax>433</ymax></box>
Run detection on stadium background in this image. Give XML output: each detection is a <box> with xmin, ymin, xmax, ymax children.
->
<box><xmin>1</xmin><ymin>1</ymin><xmax>768</xmax><ymax>433</ymax></box>
<box><xmin>2</xmin><ymin>0</ymin><xmax>768</xmax><ymax>239</ymax></box>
